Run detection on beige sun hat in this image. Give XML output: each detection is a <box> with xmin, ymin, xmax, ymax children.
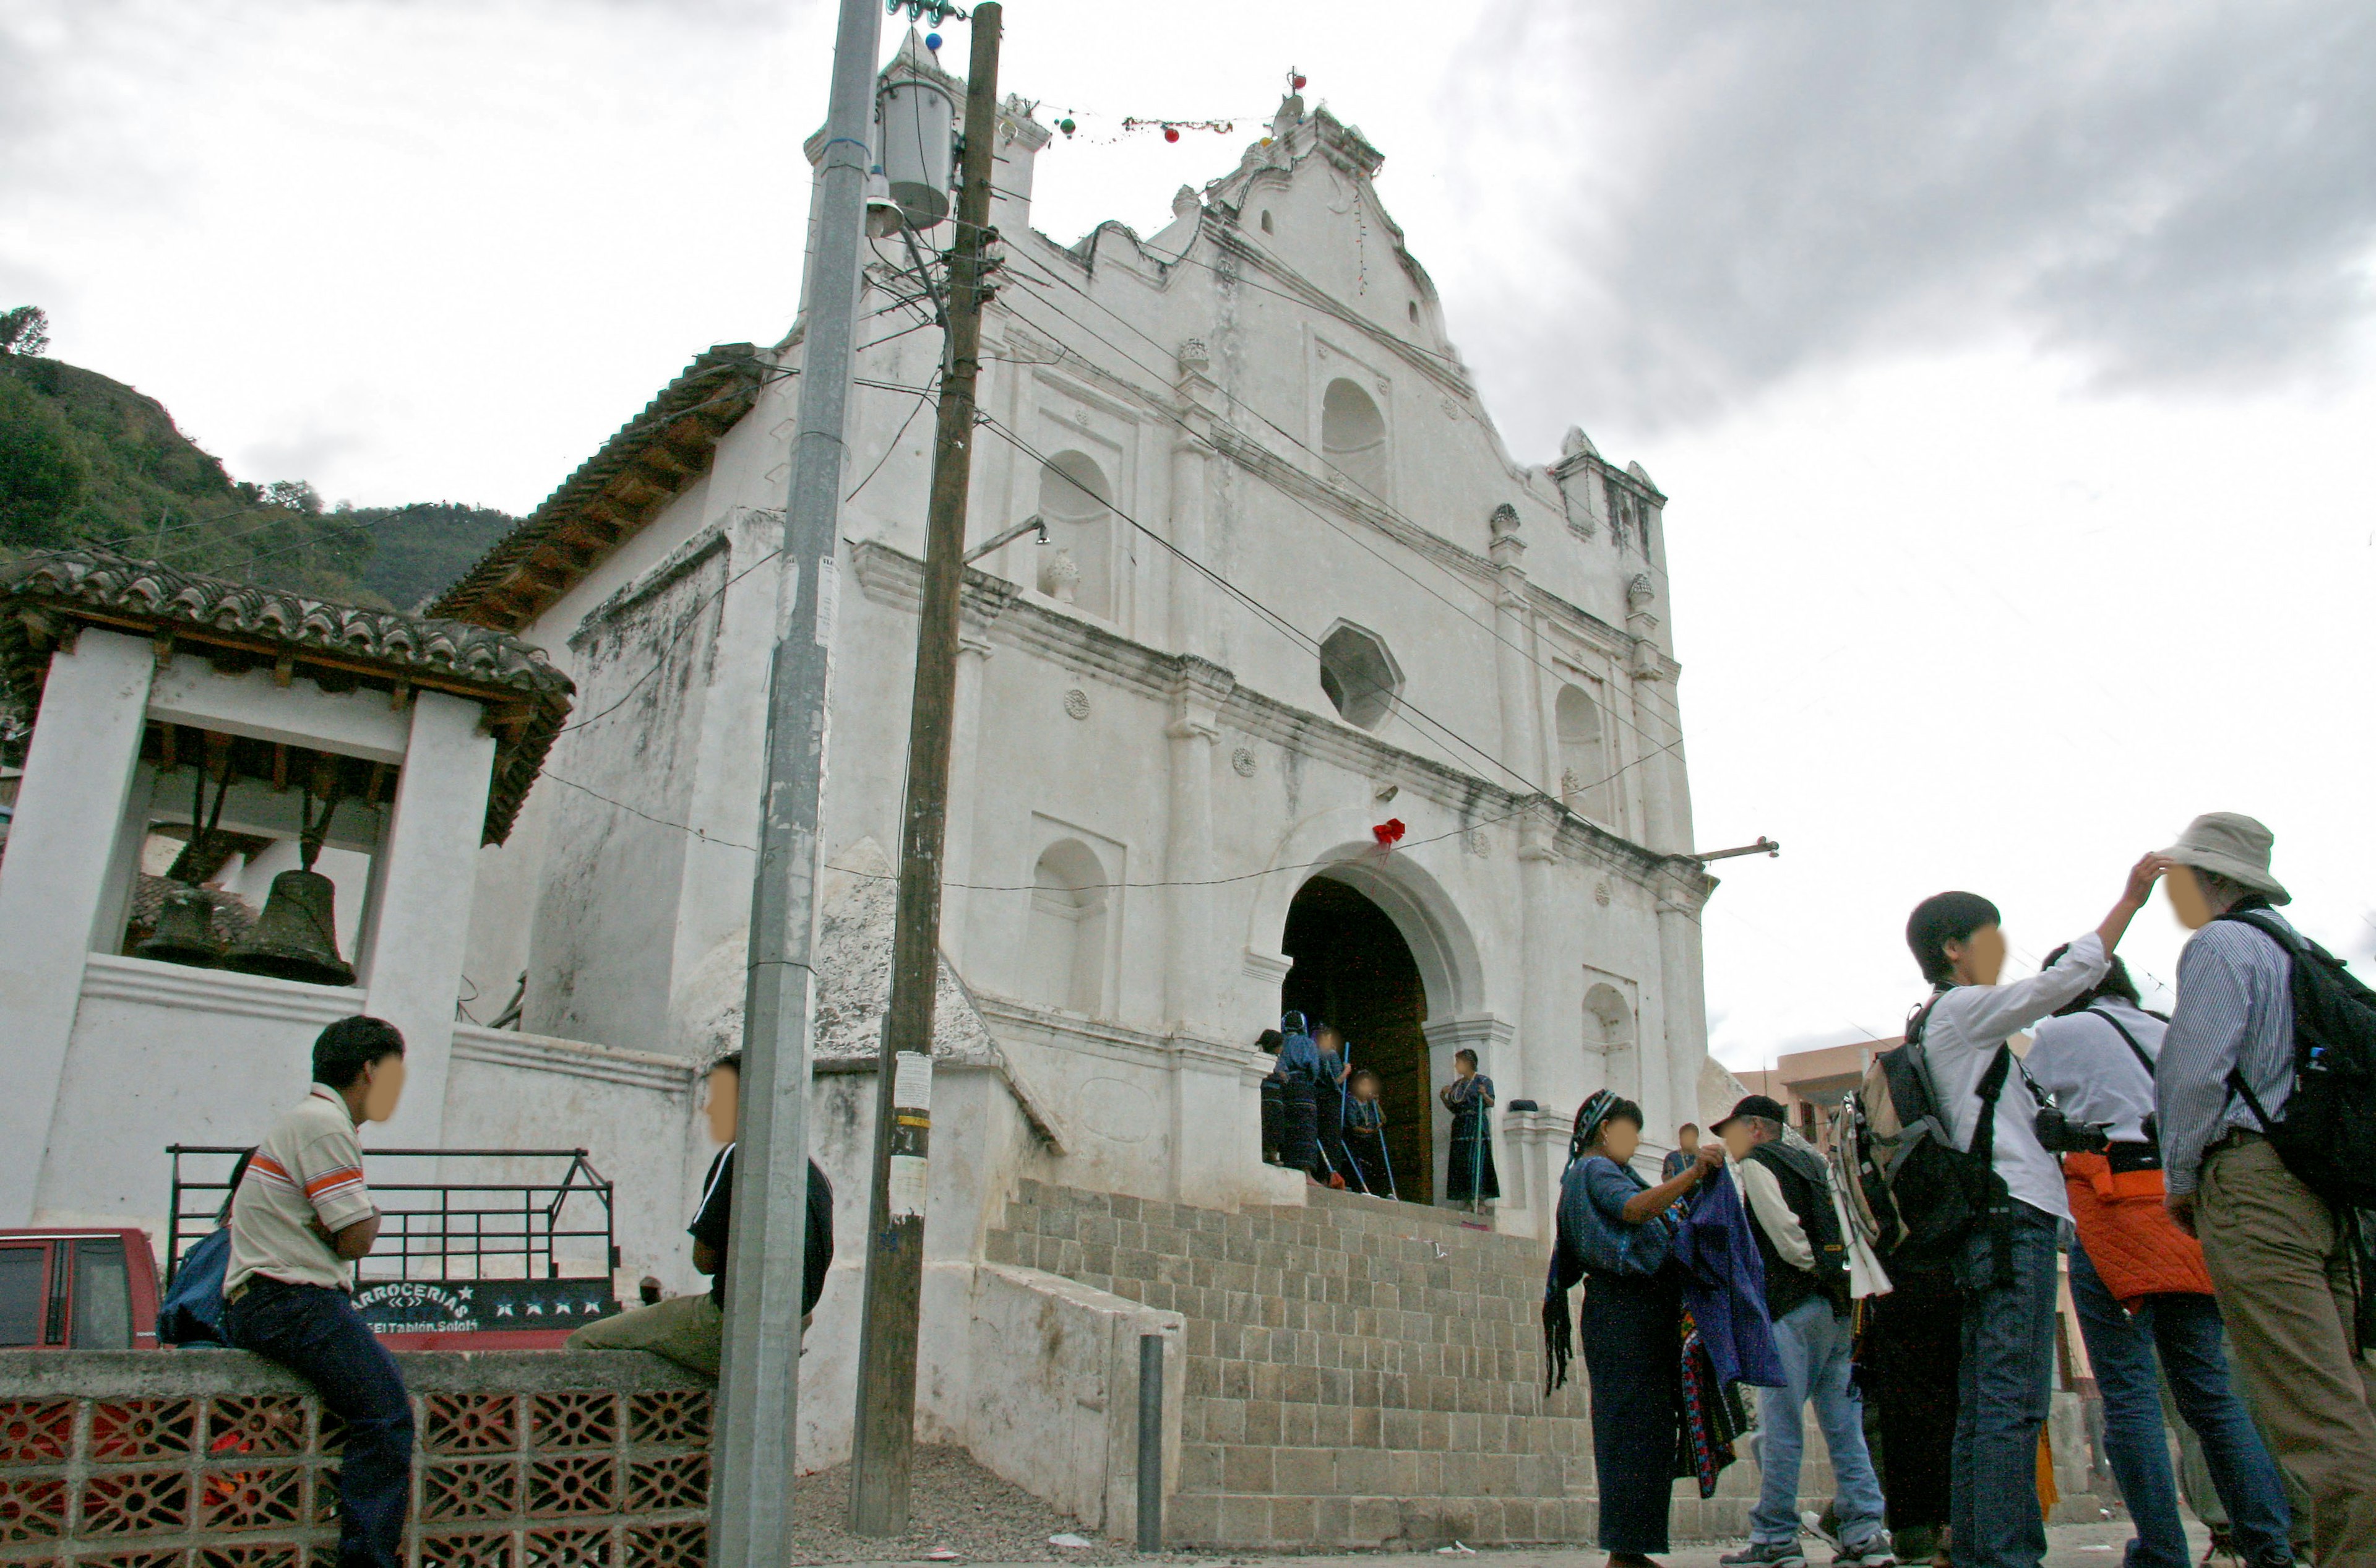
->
<box><xmin>2159</xmin><ymin>812</ymin><xmax>2291</xmax><ymax>906</ymax></box>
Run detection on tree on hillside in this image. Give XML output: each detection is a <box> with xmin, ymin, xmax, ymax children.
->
<box><xmin>0</xmin><ymin>373</ymin><xmax>88</xmax><ymax>547</ymax></box>
<box><xmin>0</xmin><ymin>307</ymin><xmax>50</xmax><ymax>358</ymax></box>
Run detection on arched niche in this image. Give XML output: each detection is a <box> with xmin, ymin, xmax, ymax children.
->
<box><xmin>1320</xmin><ymin>378</ymin><xmax>1388</xmax><ymax>501</ymax></box>
<box><xmin>1036</xmin><ymin>450</ymin><xmax>1114</xmax><ymax>619</ymax></box>
<box><xmin>1554</xmin><ymin>684</ymin><xmax>1612</xmax><ymax>825</ymax></box>
<box><xmin>1027</xmin><ymin>837</ymin><xmax>1109</xmax><ymax>1015</ymax></box>
<box><xmin>1583</xmin><ymin>981</ymin><xmax>1638</xmax><ymax>1102</ymax></box>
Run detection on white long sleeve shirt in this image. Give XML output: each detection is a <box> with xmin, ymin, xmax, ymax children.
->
<box><xmin>2025</xmin><ymin>998</ymin><xmax>2165</xmax><ymax>1145</ymax></box>
<box><xmin>1918</xmin><ymin>933</ymin><xmax>2111</xmax><ymax>1223</ymax></box>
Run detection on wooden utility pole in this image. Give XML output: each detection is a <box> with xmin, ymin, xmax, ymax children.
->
<box><xmin>848</xmin><ymin>2</ymin><xmax>1002</xmax><ymax>1536</ymax></box>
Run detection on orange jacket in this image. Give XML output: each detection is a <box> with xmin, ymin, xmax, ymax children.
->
<box><xmin>2064</xmin><ymin>1151</ymin><xmax>2213</xmax><ymax>1305</ymax></box>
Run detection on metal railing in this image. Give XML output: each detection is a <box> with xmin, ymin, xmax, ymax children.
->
<box><xmin>166</xmin><ymin>1145</ymin><xmax>619</xmax><ymax>1286</ymax></box>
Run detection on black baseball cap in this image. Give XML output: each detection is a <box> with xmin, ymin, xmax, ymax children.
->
<box><xmin>1711</xmin><ymin>1094</ymin><xmax>1789</xmax><ymax>1133</ymax></box>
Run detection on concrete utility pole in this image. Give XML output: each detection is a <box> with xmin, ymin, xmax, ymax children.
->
<box><xmin>848</xmin><ymin>1</ymin><xmax>1002</xmax><ymax>1535</ymax></box>
<box><xmin>709</xmin><ymin>0</ymin><xmax>880</xmax><ymax>1561</ymax></box>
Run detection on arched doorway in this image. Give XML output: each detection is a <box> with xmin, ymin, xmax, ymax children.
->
<box><xmin>1280</xmin><ymin>875</ymin><xmax>1433</xmax><ymax>1204</ymax></box>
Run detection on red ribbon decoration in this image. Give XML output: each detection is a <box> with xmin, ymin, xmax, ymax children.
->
<box><xmin>1372</xmin><ymin>818</ymin><xmax>1406</xmax><ymax>848</ymax></box>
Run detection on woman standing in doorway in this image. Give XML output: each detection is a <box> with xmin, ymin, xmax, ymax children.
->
<box><xmin>1546</xmin><ymin>1091</ymin><xmax>1726</xmax><ymax>1567</ymax></box>
<box><xmin>1442</xmin><ymin>1049</ymin><xmax>1500</xmax><ymax>1207</ymax></box>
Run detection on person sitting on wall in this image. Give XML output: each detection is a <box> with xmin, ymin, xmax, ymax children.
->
<box><xmin>220</xmin><ymin>1016</ymin><xmax>414</xmax><ymax>1568</ymax></box>
<box><xmin>1442</xmin><ymin>1048</ymin><xmax>1499</xmax><ymax>1207</ymax></box>
<box><xmin>566</xmin><ymin>1051</ymin><xmax>833</xmax><ymax>1378</ymax></box>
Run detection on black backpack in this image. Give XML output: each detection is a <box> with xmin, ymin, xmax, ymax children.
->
<box><xmin>1838</xmin><ymin>997</ymin><xmax>2019</xmax><ymax>1280</ymax></box>
<box><xmin>2218</xmin><ymin>909</ymin><xmax>2376</xmax><ymax>1213</ymax></box>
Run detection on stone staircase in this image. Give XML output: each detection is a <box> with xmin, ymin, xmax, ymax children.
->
<box><xmin>984</xmin><ymin>1180</ymin><xmax>1804</xmax><ymax>1549</ymax></box>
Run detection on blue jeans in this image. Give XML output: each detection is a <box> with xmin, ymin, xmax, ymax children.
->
<box><xmin>1753</xmin><ymin>1297</ymin><xmax>1888</xmax><ymax>1547</ymax></box>
<box><xmin>1952</xmin><ymin>1200</ymin><xmax>2061</xmax><ymax>1568</ymax></box>
<box><xmin>224</xmin><ymin>1278</ymin><xmax>413</xmax><ymax>1568</ymax></box>
<box><xmin>2067</xmin><ymin>1240</ymin><xmax>2294</xmax><ymax>1568</ymax></box>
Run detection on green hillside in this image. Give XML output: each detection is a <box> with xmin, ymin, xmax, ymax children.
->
<box><xmin>0</xmin><ymin>310</ymin><xmax>514</xmax><ymax>611</ymax></box>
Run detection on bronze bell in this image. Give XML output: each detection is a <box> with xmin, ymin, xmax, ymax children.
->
<box><xmin>138</xmin><ymin>882</ymin><xmax>225</xmax><ymax>968</ymax></box>
<box><xmin>223</xmin><ymin>869</ymin><xmax>355</xmax><ymax>988</ymax></box>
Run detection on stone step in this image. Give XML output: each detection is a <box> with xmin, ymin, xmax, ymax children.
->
<box><xmin>1166</xmin><ymin>1491</ymin><xmax>1593</xmax><ymax>1550</ymax></box>
<box><xmin>1180</xmin><ymin>1397</ymin><xmax>1585</xmax><ymax>1456</ymax></box>
<box><xmin>1164</xmin><ymin>1482</ymin><xmax>1835</xmax><ymax>1551</ymax></box>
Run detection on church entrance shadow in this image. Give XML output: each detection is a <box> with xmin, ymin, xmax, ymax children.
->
<box><xmin>1281</xmin><ymin>875</ymin><xmax>1434</xmax><ymax>1205</ymax></box>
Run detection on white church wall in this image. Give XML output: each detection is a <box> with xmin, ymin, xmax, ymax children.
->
<box><xmin>31</xmin><ymin>958</ymin><xmax>364</xmax><ymax>1240</ymax></box>
<box><xmin>439</xmin><ymin>1026</ymin><xmax>703</xmax><ymax>1292</ymax></box>
<box><xmin>450</xmin><ymin>94</ymin><xmax>1716</xmax><ymax>1249</ymax></box>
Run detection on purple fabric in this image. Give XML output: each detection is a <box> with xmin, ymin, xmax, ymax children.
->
<box><xmin>1673</xmin><ymin>1169</ymin><xmax>1786</xmax><ymax>1387</ymax></box>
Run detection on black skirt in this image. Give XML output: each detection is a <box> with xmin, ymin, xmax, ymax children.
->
<box><xmin>1445</xmin><ymin>1108</ymin><xmax>1499</xmax><ymax>1202</ymax></box>
<box><xmin>1260</xmin><ymin>1077</ymin><xmax>1285</xmax><ymax>1165</ymax></box>
<box><xmin>1280</xmin><ymin>1080</ymin><xmax>1319</xmax><ymax>1174</ymax></box>
<box><xmin>1581</xmin><ymin>1269</ymin><xmax>1683</xmax><ymax>1554</ymax></box>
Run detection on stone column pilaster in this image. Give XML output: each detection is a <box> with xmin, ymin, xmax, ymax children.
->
<box><xmin>367</xmin><ymin>689</ymin><xmax>497</xmax><ymax>1150</ymax></box>
<box><xmin>938</xmin><ymin>592</ymin><xmax>1005</xmax><ymax>970</ymax></box>
<box><xmin>1487</xmin><ymin>505</ymin><xmax>1541</xmax><ymax>786</ymax></box>
<box><xmin>1168</xmin><ymin>340</ymin><xmax>1217</xmax><ymax>660</ymax></box>
<box><xmin>1515</xmin><ymin>798</ymin><xmax>1564</xmax><ymax>1115</ymax></box>
<box><xmin>1653</xmin><ymin>864</ymin><xmax>1715</xmax><ymax>1144</ymax></box>
<box><xmin>1161</xmin><ymin>658</ymin><xmax>1232</xmax><ymax>1033</ymax></box>
<box><xmin>0</xmin><ymin>628</ymin><xmax>155</xmax><ymax>1222</ymax></box>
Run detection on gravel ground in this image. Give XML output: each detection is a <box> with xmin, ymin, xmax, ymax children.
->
<box><xmin>787</xmin><ymin>1444</ymin><xmax>1150</xmax><ymax>1565</ymax></box>
<box><xmin>784</xmin><ymin>1456</ymin><xmax>2177</xmax><ymax>1568</ymax></box>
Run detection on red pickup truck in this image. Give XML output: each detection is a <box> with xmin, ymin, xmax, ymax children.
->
<box><xmin>0</xmin><ymin>1228</ymin><xmax>161</xmax><ymax>1350</ymax></box>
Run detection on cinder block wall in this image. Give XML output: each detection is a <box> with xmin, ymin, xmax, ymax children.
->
<box><xmin>0</xmin><ymin>1350</ymin><xmax>710</xmax><ymax>1567</ymax></box>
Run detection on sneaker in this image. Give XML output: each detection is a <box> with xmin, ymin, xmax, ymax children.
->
<box><xmin>1890</xmin><ymin>1527</ymin><xmax>1941</xmax><ymax>1566</ymax></box>
<box><xmin>1803</xmin><ymin>1513</ymin><xmax>1894</xmax><ymax>1567</ymax></box>
<box><xmin>1838</xmin><ymin>1533</ymin><xmax>1895</xmax><ymax>1568</ymax></box>
<box><xmin>1721</xmin><ymin>1543</ymin><xmax>1806</xmax><ymax>1568</ymax></box>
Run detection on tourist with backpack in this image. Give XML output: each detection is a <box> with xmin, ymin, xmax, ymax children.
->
<box><xmin>2025</xmin><ymin>949</ymin><xmax>2294</xmax><ymax>1568</ymax></box>
<box><xmin>2154</xmin><ymin>812</ymin><xmax>2376</xmax><ymax>1564</ymax></box>
<box><xmin>1898</xmin><ymin>855</ymin><xmax>2162</xmax><ymax>1568</ymax></box>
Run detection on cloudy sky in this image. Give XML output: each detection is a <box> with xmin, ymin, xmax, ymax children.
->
<box><xmin>7</xmin><ymin>0</ymin><xmax>2372</xmax><ymax>1072</ymax></box>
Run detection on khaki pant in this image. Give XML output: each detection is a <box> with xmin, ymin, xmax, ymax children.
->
<box><xmin>564</xmin><ymin>1293</ymin><xmax>721</xmax><ymax>1379</ymax></box>
<box><xmin>2197</xmin><ymin>1135</ymin><xmax>2376</xmax><ymax>1566</ymax></box>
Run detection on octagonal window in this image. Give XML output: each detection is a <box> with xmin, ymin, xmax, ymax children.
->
<box><xmin>1317</xmin><ymin>622</ymin><xmax>1402</xmax><ymax>730</ymax></box>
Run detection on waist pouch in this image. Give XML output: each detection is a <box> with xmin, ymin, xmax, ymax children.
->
<box><xmin>2065</xmin><ymin>1145</ymin><xmax>2164</xmax><ymax>1202</ymax></box>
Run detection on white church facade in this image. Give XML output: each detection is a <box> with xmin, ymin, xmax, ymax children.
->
<box><xmin>437</xmin><ymin>75</ymin><xmax>1719</xmax><ymax>1250</ymax></box>
<box><xmin>0</xmin><ymin>63</ymin><xmax>1747</xmax><ymax>1540</ymax></box>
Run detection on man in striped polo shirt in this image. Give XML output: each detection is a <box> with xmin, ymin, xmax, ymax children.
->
<box><xmin>223</xmin><ymin>1017</ymin><xmax>411</xmax><ymax>1568</ymax></box>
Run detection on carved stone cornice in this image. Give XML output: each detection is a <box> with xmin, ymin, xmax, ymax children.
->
<box><xmin>850</xmin><ymin>536</ymin><xmax>1685</xmax><ymax>890</ymax></box>
<box><xmin>0</xmin><ymin>549</ymin><xmax>575</xmax><ymax>845</ymax></box>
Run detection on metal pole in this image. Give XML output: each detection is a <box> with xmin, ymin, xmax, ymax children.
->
<box><xmin>708</xmin><ymin>0</ymin><xmax>879</xmax><ymax>1561</ymax></box>
<box><xmin>847</xmin><ymin>3</ymin><xmax>1002</xmax><ymax>1535</ymax></box>
<box><xmin>1137</xmin><ymin>1333</ymin><xmax>1165</xmax><ymax>1553</ymax></box>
